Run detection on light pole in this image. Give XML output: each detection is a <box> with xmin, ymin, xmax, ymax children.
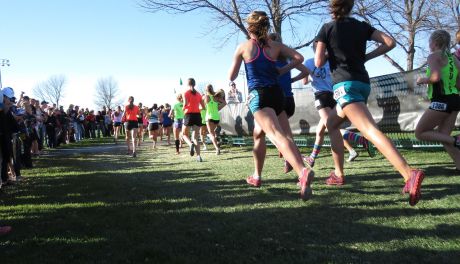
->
<box><xmin>0</xmin><ymin>59</ymin><xmax>11</xmax><ymax>89</ymax></box>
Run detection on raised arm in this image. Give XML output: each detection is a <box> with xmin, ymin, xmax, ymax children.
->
<box><xmin>366</xmin><ymin>30</ymin><xmax>396</xmax><ymax>62</ymax></box>
<box><xmin>228</xmin><ymin>44</ymin><xmax>244</xmax><ymax>81</ymax></box>
<box><xmin>278</xmin><ymin>43</ymin><xmax>304</xmax><ymax>76</ymax></box>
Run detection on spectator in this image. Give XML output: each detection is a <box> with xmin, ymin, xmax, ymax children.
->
<box><xmin>227</xmin><ymin>81</ymin><xmax>243</xmax><ymax>103</ymax></box>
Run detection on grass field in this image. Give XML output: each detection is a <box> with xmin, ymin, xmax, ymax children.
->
<box><xmin>0</xmin><ymin>139</ymin><xmax>459</xmax><ymax>263</ymax></box>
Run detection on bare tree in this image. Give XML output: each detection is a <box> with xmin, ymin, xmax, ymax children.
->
<box><xmin>355</xmin><ymin>0</ymin><xmax>441</xmax><ymax>72</ymax></box>
<box><xmin>33</xmin><ymin>74</ymin><xmax>66</xmax><ymax>107</ymax></box>
<box><xmin>94</xmin><ymin>76</ymin><xmax>120</xmax><ymax>110</ymax></box>
<box><xmin>433</xmin><ymin>0</ymin><xmax>460</xmax><ymax>43</ymax></box>
<box><xmin>138</xmin><ymin>0</ymin><xmax>328</xmax><ymax>49</ymax></box>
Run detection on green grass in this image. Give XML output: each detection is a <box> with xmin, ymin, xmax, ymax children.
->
<box><xmin>1</xmin><ymin>140</ymin><xmax>459</xmax><ymax>263</ymax></box>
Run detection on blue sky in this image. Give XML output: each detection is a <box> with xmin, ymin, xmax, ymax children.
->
<box><xmin>0</xmin><ymin>0</ymin><xmax>399</xmax><ymax>109</ymax></box>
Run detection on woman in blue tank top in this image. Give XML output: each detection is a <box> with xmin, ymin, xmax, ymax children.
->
<box><xmin>228</xmin><ymin>11</ymin><xmax>314</xmax><ymax>200</ymax></box>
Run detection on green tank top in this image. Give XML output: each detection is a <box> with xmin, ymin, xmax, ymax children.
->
<box><xmin>173</xmin><ymin>102</ymin><xmax>184</xmax><ymax>121</ymax></box>
<box><xmin>200</xmin><ymin>108</ymin><xmax>206</xmax><ymax>125</ymax></box>
<box><xmin>205</xmin><ymin>95</ymin><xmax>220</xmax><ymax>121</ymax></box>
<box><xmin>426</xmin><ymin>52</ymin><xmax>459</xmax><ymax>99</ymax></box>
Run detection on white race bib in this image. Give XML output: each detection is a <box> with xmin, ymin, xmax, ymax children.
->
<box><xmin>333</xmin><ymin>85</ymin><xmax>346</xmax><ymax>100</ymax></box>
<box><xmin>429</xmin><ymin>102</ymin><xmax>447</xmax><ymax>111</ymax></box>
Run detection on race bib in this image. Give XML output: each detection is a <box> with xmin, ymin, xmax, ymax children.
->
<box><xmin>429</xmin><ymin>102</ymin><xmax>447</xmax><ymax>111</ymax></box>
<box><xmin>333</xmin><ymin>85</ymin><xmax>346</xmax><ymax>100</ymax></box>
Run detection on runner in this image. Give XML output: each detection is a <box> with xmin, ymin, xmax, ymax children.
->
<box><xmin>162</xmin><ymin>103</ymin><xmax>173</xmax><ymax>145</ymax></box>
<box><xmin>147</xmin><ymin>104</ymin><xmax>162</xmax><ymax>149</ymax></box>
<box><xmin>203</xmin><ymin>84</ymin><xmax>227</xmax><ymax>155</ymax></box>
<box><xmin>199</xmin><ymin>105</ymin><xmax>208</xmax><ymax>151</ymax></box>
<box><xmin>293</xmin><ymin>41</ymin><xmax>375</xmax><ymax>168</ymax></box>
<box><xmin>182</xmin><ymin>78</ymin><xmax>205</xmax><ymax>162</ymax></box>
<box><xmin>137</xmin><ymin>102</ymin><xmax>144</xmax><ymax>145</ymax></box>
<box><xmin>315</xmin><ymin>0</ymin><xmax>424</xmax><ymax>205</ymax></box>
<box><xmin>170</xmin><ymin>94</ymin><xmax>185</xmax><ymax>154</ymax></box>
<box><xmin>415</xmin><ymin>30</ymin><xmax>460</xmax><ymax>169</ymax></box>
<box><xmin>228</xmin><ymin>11</ymin><xmax>314</xmax><ymax>200</ymax></box>
<box><xmin>112</xmin><ymin>106</ymin><xmax>123</xmax><ymax>144</ymax></box>
<box><xmin>124</xmin><ymin>96</ymin><xmax>140</xmax><ymax>157</ymax></box>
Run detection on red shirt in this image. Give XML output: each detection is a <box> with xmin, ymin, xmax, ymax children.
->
<box><xmin>183</xmin><ymin>90</ymin><xmax>202</xmax><ymax>114</ymax></box>
<box><xmin>124</xmin><ymin>105</ymin><xmax>140</xmax><ymax>121</ymax></box>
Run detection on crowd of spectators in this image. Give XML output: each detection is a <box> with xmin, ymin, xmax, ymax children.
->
<box><xmin>0</xmin><ymin>87</ymin><xmax>127</xmax><ymax>189</ymax></box>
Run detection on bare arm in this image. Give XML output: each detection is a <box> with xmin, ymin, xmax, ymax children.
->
<box><xmin>278</xmin><ymin>43</ymin><xmax>303</xmax><ymax>76</ymax></box>
<box><xmin>314</xmin><ymin>41</ymin><xmax>327</xmax><ymax>68</ymax></box>
<box><xmin>417</xmin><ymin>54</ymin><xmax>441</xmax><ymax>85</ymax></box>
<box><xmin>366</xmin><ymin>30</ymin><xmax>396</xmax><ymax>62</ymax></box>
<box><xmin>291</xmin><ymin>63</ymin><xmax>311</xmax><ymax>83</ymax></box>
<box><xmin>228</xmin><ymin>44</ymin><xmax>244</xmax><ymax>81</ymax></box>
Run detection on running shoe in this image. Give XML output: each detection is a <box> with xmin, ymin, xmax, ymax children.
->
<box><xmin>246</xmin><ymin>175</ymin><xmax>261</xmax><ymax>187</ymax></box>
<box><xmin>303</xmin><ymin>155</ymin><xmax>315</xmax><ymax>168</ymax></box>
<box><xmin>202</xmin><ymin>145</ymin><xmax>208</xmax><ymax>151</ymax></box>
<box><xmin>284</xmin><ymin>160</ymin><xmax>293</xmax><ymax>174</ymax></box>
<box><xmin>363</xmin><ymin>139</ymin><xmax>376</xmax><ymax>157</ymax></box>
<box><xmin>216</xmin><ymin>148</ymin><xmax>221</xmax><ymax>155</ymax></box>
<box><xmin>132</xmin><ymin>152</ymin><xmax>137</xmax><ymax>158</ymax></box>
<box><xmin>0</xmin><ymin>226</ymin><xmax>12</xmax><ymax>236</ymax></box>
<box><xmin>325</xmin><ymin>171</ymin><xmax>345</xmax><ymax>186</ymax></box>
<box><xmin>347</xmin><ymin>151</ymin><xmax>359</xmax><ymax>162</ymax></box>
<box><xmin>190</xmin><ymin>143</ymin><xmax>195</xmax><ymax>156</ymax></box>
<box><xmin>197</xmin><ymin>156</ymin><xmax>203</xmax><ymax>162</ymax></box>
<box><xmin>454</xmin><ymin>135</ymin><xmax>460</xmax><ymax>149</ymax></box>
<box><xmin>299</xmin><ymin>168</ymin><xmax>315</xmax><ymax>200</ymax></box>
<box><xmin>405</xmin><ymin>169</ymin><xmax>425</xmax><ymax>206</ymax></box>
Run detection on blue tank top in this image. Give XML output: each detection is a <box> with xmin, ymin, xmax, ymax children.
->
<box><xmin>244</xmin><ymin>40</ymin><xmax>279</xmax><ymax>91</ymax></box>
<box><xmin>277</xmin><ymin>60</ymin><xmax>293</xmax><ymax>97</ymax></box>
<box><xmin>149</xmin><ymin>111</ymin><xmax>159</xmax><ymax>124</ymax></box>
<box><xmin>162</xmin><ymin>110</ymin><xmax>172</xmax><ymax>126</ymax></box>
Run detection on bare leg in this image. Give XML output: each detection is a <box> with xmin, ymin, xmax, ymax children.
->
<box><xmin>207</xmin><ymin>121</ymin><xmax>220</xmax><ymax>152</ymax></box>
<box><xmin>343</xmin><ymin>102</ymin><xmax>411</xmax><ymax>180</ymax></box>
<box><xmin>252</xmin><ymin>122</ymin><xmax>266</xmax><ymax>177</ymax></box>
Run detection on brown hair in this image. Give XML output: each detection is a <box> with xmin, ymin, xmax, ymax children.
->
<box><xmin>330</xmin><ymin>0</ymin><xmax>354</xmax><ymax>20</ymax></box>
<box><xmin>246</xmin><ymin>11</ymin><xmax>270</xmax><ymax>47</ymax></box>
<box><xmin>430</xmin><ymin>30</ymin><xmax>451</xmax><ymax>53</ymax></box>
<box><xmin>188</xmin><ymin>78</ymin><xmax>196</xmax><ymax>95</ymax></box>
<box><xmin>206</xmin><ymin>84</ymin><xmax>215</xmax><ymax>97</ymax></box>
<box><xmin>128</xmin><ymin>96</ymin><xmax>134</xmax><ymax>109</ymax></box>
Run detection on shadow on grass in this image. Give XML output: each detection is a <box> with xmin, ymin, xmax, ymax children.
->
<box><xmin>1</xmin><ymin>146</ymin><xmax>459</xmax><ymax>263</ymax></box>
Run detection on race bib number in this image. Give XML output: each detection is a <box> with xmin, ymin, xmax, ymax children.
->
<box><xmin>429</xmin><ymin>102</ymin><xmax>447</xmax><ymax>111</ymax></box>
<box><xmin>333</xmin><ymin>86</ymin><xmax>346</xmax><ymax>100</ymax></box>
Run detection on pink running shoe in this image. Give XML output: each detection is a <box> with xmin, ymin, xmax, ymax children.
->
<box><xmin>303</xmin><ymin>155</ymin><xmax>315</xmax><ymax>168</ymax></box>
<box><xmin>406</xmin><ymin>169</ymin><xmax>425</xmax><ymax>206</ymax></box>
<box><xmin>283</xmin><ymin>160</ymin><xmax>293</xmax><ymax>174</ymax></box>
<box><xmin>299</xmin><ymin>168</ymin><xmax>315</xmax><ymax>200</ymax></box>
<box><xmin>246</xmin><ymin>175</ymin><xmax>261</xmax><ymax>187</ymax></box>
<box><xmin>325</xmin><ymin>171</ymin><xmax>345</xmax><ymax>186</ymax></box>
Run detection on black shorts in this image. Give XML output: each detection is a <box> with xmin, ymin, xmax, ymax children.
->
<box><xmin>114</xmin><ymin>122</ymin><xmax>122</xmax><ymax>127</ymax></box>
<box><xmin>162</xmin><ymin>123</ymin><xmax>172</xmax><ymax>128</ymax></box>
<box><xmin>429</xmin><ymin>94</ymin><xmax>460</xmax><ymax>113</ymax></box>
<box><xmin>126</xmin><ymin>120</ymin><xmax>139</xmax><ymax>131</ymax></box>
<box><xmin>148</xmin><ymin>123</ymin><xmax>160</xmax><ymax>131</ymax></box>
<box><xmin>284</xmin><ymin>96</ymin><xmax>295</xmax><ymax>118</ymax></box>
<box><xmin>207</xmin><ymin>119</ymin><xmax>220</xmax><ymax>125</ymax></box>
<box><xmin>184</xmin><ymin>113</ymin><xmax>202</xmax><ymax>127</ymax></box>
<box><xmin>314</xmin><ymin>91</ymin><xmax>337</xmax><ymax>110</ymax></box>
<box><xmin>248</xmin><ymin>85</ymin><xmax>285</xmax><ymax>115</ymax></box>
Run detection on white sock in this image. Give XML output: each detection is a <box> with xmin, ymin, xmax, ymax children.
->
<box><xmin>252</xmin><ymin>175</ymin><xmax>260</xmax><ymax>180</ymax></box>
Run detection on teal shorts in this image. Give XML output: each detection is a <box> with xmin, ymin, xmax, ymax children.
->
<box><xmin>333</xmin><ymin>81</ymin><xmax>371</xmax><ymax>108</ymax></box>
